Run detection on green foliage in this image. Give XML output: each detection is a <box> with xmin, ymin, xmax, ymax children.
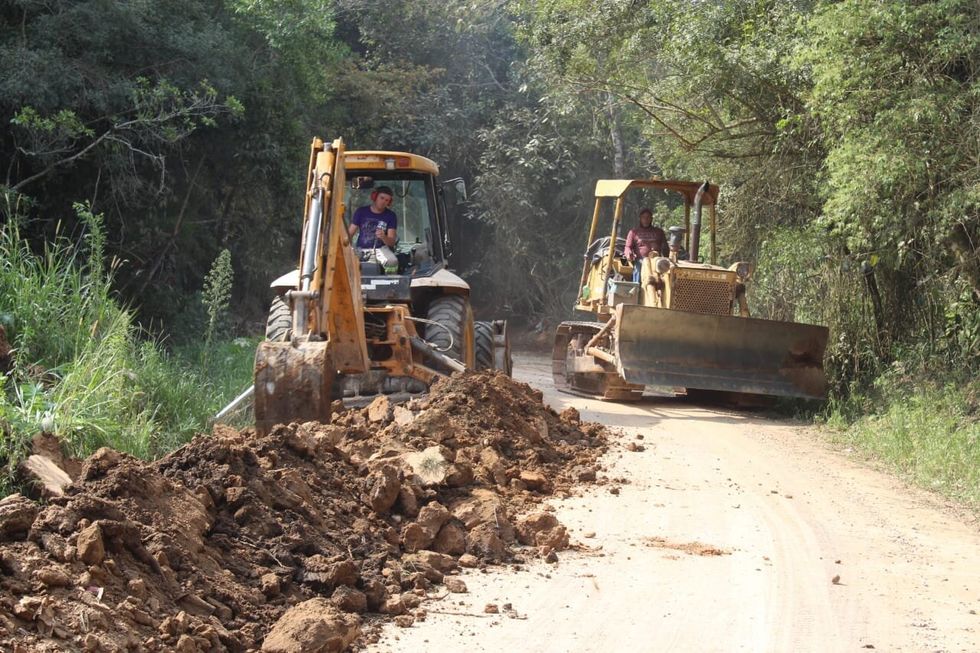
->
<box><xmin>799</xmin><ymin>0</ymin><xmax>980</xmax><ymax>378</ymax></box>
<box><xmin>0</xmin><ymin>214</ymin><xmax>253</xmax><ymax>493</ymax></box>
<box><xmin>825</xmin><ymin>374</ymin><xmax>980</xmax><ymax>511</ymax></box>
<box><xmin>201</xmin><ymin>249</ymin><xmax>234</xmax><ymax>356</ymax></box>
<box><xmin>0</xmin><ymin>0</ymin><xmax>976</xmax><ymax>507</ymax></box>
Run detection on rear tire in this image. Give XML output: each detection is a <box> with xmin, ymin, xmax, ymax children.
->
<box><xmin>425</xmin><ymin>295</ymin><xmax>475</xmax><ymax>368</ymax></box>
<box><xmin>475</xmin><ymin>321</ymin><xmax>495</xmax><ymax>370</ymax></box>
<box><xmin>475</xmin><ymin>320</ymin><xmax>513</xmax><ymax>375</ymax></box>
<box><xmin>266</xmin><ymin>296</ymin><xmax>292</xmax><ymax>342</ymax></box>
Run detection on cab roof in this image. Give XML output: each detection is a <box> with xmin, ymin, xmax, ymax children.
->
<box><xmin>344</xmin><ymin>151</ymin><xmax>439</xmax><ymax>176</ymax></box>
<box><xmin>594</xmin><ymin>179</ymin><xmax>719</xmax><ymax>206</ymax></box>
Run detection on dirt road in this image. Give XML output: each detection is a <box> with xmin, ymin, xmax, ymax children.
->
<box><xmin>368</xmin><ymin>351</ymin><xmax>980</xmax><ymax>652</ymax></box>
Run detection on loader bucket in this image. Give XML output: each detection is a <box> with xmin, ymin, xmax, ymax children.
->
<box><xmin>613</xmin><ymin>304</ymin><xmax>829</xmax><ymax>399</ymax></box>
<box><xmin>254</xmin><ymin>340</ymin><xmax>334</xmax><ymax>435</ymax></box>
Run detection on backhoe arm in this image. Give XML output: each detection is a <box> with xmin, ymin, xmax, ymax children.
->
<box><xmin>254</xmin><ymin>137</ymin><xmax>368</xmax><ymax>434</ymax></box>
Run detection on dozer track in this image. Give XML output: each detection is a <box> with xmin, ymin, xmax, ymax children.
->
<box><xmin>552</xmin><ymin>321</ymin><xmax>645</xmax><ymax>401</ymax></box>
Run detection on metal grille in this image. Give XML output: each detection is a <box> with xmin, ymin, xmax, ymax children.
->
<box><xmin>670</xmin><ymin>276</ymin><xmax>734</xmax><ymax>315</ymax></box>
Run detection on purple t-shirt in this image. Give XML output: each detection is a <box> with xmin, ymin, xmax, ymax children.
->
<box><xmin>352</xmin><ymin>206</ymin><xmax>397</xmax><ymax>249</ymax></box>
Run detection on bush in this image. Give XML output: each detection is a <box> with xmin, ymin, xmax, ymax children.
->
<box><xmin>0</xmin><ymin>211</ymin><xmax>254</xmax><ymax>494</ymax></box>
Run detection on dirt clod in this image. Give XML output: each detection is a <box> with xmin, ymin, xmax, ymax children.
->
<box><xmin>0</xmin><ymin>371</ymin><xmax>606</xmax><ymax>651</ymax></box>
<box><xmin>261</xmin><ymin>598</ymin><xmax>360</xmax><ymax>652</ymax></box>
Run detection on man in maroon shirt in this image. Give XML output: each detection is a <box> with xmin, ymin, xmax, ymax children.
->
<box><xmin>625</xmin><ymin>208</ymin><xmax>668</xmax><ymax>283</ymax></box>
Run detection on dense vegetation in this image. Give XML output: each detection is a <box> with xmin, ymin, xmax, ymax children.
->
<box><xmin>1</xmin><ymin>1</ymin><xmax>977</xmax><ymax>506</ymax></box>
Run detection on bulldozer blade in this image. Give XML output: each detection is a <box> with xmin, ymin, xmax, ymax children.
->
<box><xmin>614</xmin><ymin>304</ymin><xmax>829</xmax><ymax>399</ymax></box>
<box><xmin>254</xmin><ymin>340</ymin><xmax>334</xmax><ymax>435</ymax></box>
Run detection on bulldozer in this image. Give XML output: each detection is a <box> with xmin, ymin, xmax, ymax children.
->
<box><xmin>253</xmin><ymin>137</ymin><xmax>511</xmax><ymax>434</ymax></box>
<box><xmin>552</xmin><ymin>178</ymin><xmax>828</xmax><ymax>402</ymax></box>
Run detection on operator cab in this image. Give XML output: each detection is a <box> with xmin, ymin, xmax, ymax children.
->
<box><xmin>343</xmin><ymin>151</ymin><xmax>455</xmax><ymax>279</ymax></box>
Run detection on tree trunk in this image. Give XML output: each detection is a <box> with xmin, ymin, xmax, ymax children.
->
<box><xmin>607</xmin><ymin>93</ymin><xmax>625</xmax><ymax>178</ymax></box>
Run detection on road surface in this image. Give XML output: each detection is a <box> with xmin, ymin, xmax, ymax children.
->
<box><xmin>367</xmin><ymin>351</ymin><xmax>980</xmax><ymax>652</ymax></box>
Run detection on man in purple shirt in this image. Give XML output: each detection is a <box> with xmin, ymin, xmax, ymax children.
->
<box><xmin>625</xmin><ymin>208</ymin><xmax>668</xmax><ymax>283</ymax></box>
<box><xmin>348</xmin><ymin>185</ymin><xmax>398</xmax><ymax>250</ymax></box>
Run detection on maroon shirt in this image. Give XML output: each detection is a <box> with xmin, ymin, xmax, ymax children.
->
<box><xmin>625</xmin><ymin>225</ymin><xmax>667</xmax><ymax>260</ymax></box>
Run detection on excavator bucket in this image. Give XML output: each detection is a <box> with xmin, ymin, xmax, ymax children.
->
<box><xmin>254</xmin><ymin>341</ymin><xmax>335</xmax><ymax>435</ymax></box>
<box><xmin>613</xmin><ymin>304</ymin><xmax>829</xmax><ymax>399</ymax></box>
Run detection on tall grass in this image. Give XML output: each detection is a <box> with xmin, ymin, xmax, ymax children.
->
<box><xmin>823</xmin><ymin>371</ymin><xmax>980</xmax><ymax>511</ymax></box>
<box><xmin>0</xmin><ymin>211</ymin><xmax>254</xmax><ymax>495</ymax></box>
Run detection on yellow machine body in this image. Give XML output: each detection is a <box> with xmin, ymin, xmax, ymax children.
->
<box><xmin>553</xmin><ymin>178</ymin><xmax>828</xmax><ymax>402</ymax></box>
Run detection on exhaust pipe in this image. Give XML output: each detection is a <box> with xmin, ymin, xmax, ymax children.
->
<box><xmin>689</xmin><ymin>181</ymin><xmax>709</xmax><ymax>263</ymax></box>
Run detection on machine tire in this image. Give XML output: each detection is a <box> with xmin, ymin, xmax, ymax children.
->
<box><xmin>265</xmin><ymin>296</ymin><xmax>293</xmax><ymax>342</ymax></box>
<box><xmin>425</xmin><ymin>295</ymin><xmax>475</xmax><ymax>368</ymax></box>
<box><xmin>474</xmin><ymin>321</ymin><xmax>495</xmax><ymax>370</ymax></box>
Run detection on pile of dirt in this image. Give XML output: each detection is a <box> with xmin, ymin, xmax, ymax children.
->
<box><xmin>0</xmin><ymin>371</ymin><xmax>606</xmax><ymax>652</ymax></box>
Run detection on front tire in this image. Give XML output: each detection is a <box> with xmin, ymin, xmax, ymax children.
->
<box><xmin>265</xmin><ymin>296</ymin><xmax>292</xmax><ymax>342</ymax></box>
<box><xmin>424</xmin><ymin>295</ymin><xmax>475</xmax><ymax>368</ymax></box>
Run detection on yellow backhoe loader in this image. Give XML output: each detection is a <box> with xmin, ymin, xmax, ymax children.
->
<box><xmin>252</xmin><ymin>137</ymin><xmax>511</xmax><ymax>434</ymax></box>
<box><xmin>552</xmin><ymin>178</ymin><xmax>828</xmax><ymax>402</ymax></box>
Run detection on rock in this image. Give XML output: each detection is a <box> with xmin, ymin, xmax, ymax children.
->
<box><xmin>412</xmin><ymin>550</ymin><xmax>457</xmax><ymax>574</ymax></box>
<box><xmin>288</xmin><ymin>422</ymin><xmax>343</xmax><ymax>456</ymax></box>
<box><xmin>559</xmin><ymin>407</ymin><xmax>580</xmax><ymax>424</ymax></box>
<box><xmin>392</xmin><ymin>405</ymin><xmax>415</xmax><ymax>426</ymax></box>
<box><xmin>394</xmin><ymin>614</ymin><xmax>415</xmax><ymax>628</ymax></box>
<box><xmin>466</xmin><ymin>522</ymin><xmax>506</xmax><ymax>561</ymax></box>
<box><xmin>261</xmin><ymin>599</ymin><xmax>360</xmax><ymax>653</ymax></box>
<box><xmin>518</xmin><ymin>470</ymin><xmax>551</xmax><ymax>493</ymax></box>
<box><xmin>452</xmin><ymin>491</ymin><xmax>515</xmax><ymax>542</ymax></box>
<box><xmin>416</xmin><ymin>502</ymin><xmax>450</xmax><ymax>537</ymax></box>
<box><xmin>526</xmin><ymin>415</ymin><xmax>548</xmax><ymax>443</ymax></box>
<box><xmin>34</xmin><ymin>566</ymin><xmax>72</xmax><ymax>588</ymax></box>
<box><xmin>478</xmin><ymin>448</ymin><xmax>508</xmax><ymax>486</ymax></box>
<box><xmin>365</xmin><ymin>465</ymin><xmax>401</xmax><ymax>514</ymax></box>
<box><xmin>127</xmin><ymin>577</ymin><xmax>148</xmax><ymax>598</ymax></box>
<box><xmin>21</xmin><ymin>455</ymin><xmax>72</xmax><ymax>498</ymax></box>
<box><xmin>301</xmin><ymin>556</ymin><xmax>358</xmax><ymax>589</ymax></box>
<box><xmin>444</xmin><ymin>577</ymin><xmax>468</xmax><ymax>593</ymax></box>
<box><xmin>260</xmin><ymin>573</ymin><xmax>281</xmax><ymax>598</ymax></box>
<box><xmin>458</xmin><ymin>553</ymin><xmax>480</xmax><ymax>569</ymax></box>
<box><xmin>361</xmin><ymin>577</ymin><xmax>386</xmax><ymax>611</ymax></box>
<box><xmin>366</xmin><ymin>396</ymin><xmax>392</xmax><ymax>423</ymax></box>
<box><xmin>77</xmin><ymin>523</ymin><xmax>106</xmax><ymax>565</ymax></box>
<box><xmin>432</xmin><ymin>520</ymin><xmax>466</xmax><ymax>556</ymax></box>
<box><xmin>330</xmin><ymin>585</ymin><xmax>368</xmax><ymax>613</ymax></box>
<box><xmin>516</xmin><ymin>512</ymin><xmax>569</xmax><ymax>550</ymax></box>
<box><xmin>78</xmin><ymin>447</ymin><xmax>123</xmax><ymax>482</ymax></box>
<box><xmin>404</xmin><ymin>562</ymin><xmax>442</xmax><ymax>585</ymax></box>
<box><xmin>400</xmin><ymin>523</ymin><xmax>432</xmax><ymax>553</ymax></box>
<box><xmin>484</xmin><ymin>603</ymin><xmax>499</xmax><ymax>614</ymax></box>
<box><xmin>0</xmin><ymin>494</ymin><xmax>38</xmax><ymax>541</ymax></box>
<box><xmin>545</xmin><ymin>550</ymin><xmax>559</xmax><ymax>564</ymax></box>
<box><xmin>396</xmin><ymin>486</ymin><xmax>419</xmax><ymax>517</ymax></box>
<box><xmin>444</xmin><ymin>463</ymin><xmax>474</xmax><ymax>488</ymax></box>
<box><xmin>572</xmin><ymin>465</ymin><xmax>596</xmax><ymax>482</ymax></box>
<box><xmin>381</xmin><ymin>596</ymin><xmax>405</xmax><ymax>615</ymax></box>
<box><xmin>402</xmin><ymin>446</ymin><xmax>449</xmax><ymax>485</ymax></box>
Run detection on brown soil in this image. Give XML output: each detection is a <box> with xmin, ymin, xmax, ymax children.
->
<box><xmin>0</xmin><ymin>371</ymin><xmax>606</xmax><ymax>652</ymax></box>
<box><xmin>642</xmin><ymin>536</ymin><xmax>730</xmax><ymax>557</ymax></box>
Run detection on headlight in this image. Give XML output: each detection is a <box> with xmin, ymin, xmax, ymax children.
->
<box><xmin>654</xmin><ymin>257</ymin><xmax>672</xmax><ymax>275</ymax></box>
<box><xmin>730</xmin><ymin>261</ymin><xmax>752</xmax><ymax>280</ymax></box>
